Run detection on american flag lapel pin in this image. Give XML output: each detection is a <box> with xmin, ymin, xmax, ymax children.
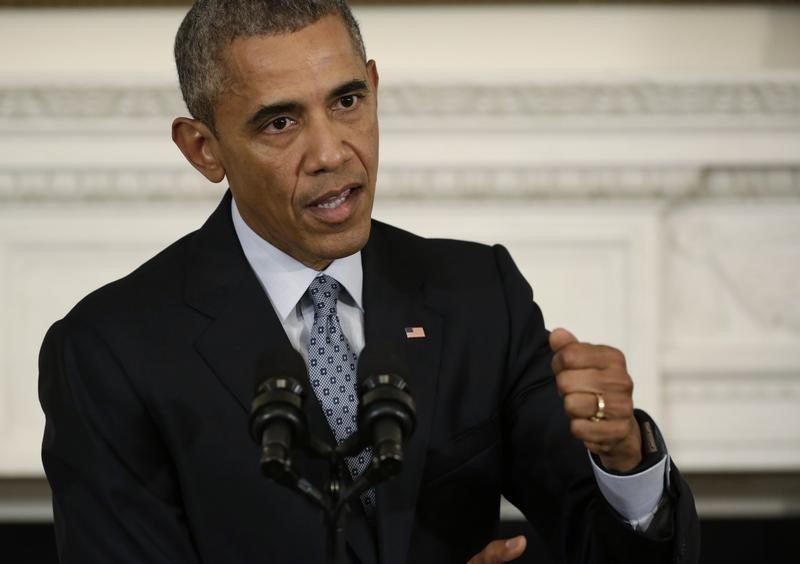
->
<box><xmin>404</xmin><ymin>326</ymin><xmax>426</xmax><ymax>339</ymax></box>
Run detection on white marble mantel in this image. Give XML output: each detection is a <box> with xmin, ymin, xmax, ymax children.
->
<box><xmin>0</xmin><ymin>4</ymin><xmax>799</xmax><ymax>520</ymax></box>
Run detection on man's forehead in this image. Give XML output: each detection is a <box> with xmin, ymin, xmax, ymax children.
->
<box><xmin>223</xmin><ymin>15</ymin><xmax>365</xmax><ymax>84</ymax></box>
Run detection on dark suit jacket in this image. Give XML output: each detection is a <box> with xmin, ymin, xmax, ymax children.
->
<box><xmin>39</xmin><ymin>192</ymin><xmax>699</xmax><ymax>563</ymax></box>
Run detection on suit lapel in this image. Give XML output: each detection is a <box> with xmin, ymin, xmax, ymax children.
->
<box><xmin>185</xmin><ymin>192</ymin><xmax>292</xmax><ymax>414</ymax></box>
<box><xmin>363</xmin><ymin>222</ymin><xmax>442</xmax><ymax>564</ymax></box>
<box><xmin>184</xmin><ymin>193</ymin><xmax>374</xmax><ymax>563</ymax></box>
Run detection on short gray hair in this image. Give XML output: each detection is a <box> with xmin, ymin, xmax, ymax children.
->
<box><xmin>175</xmin><ymin>0</ymin><xmax>366</xmax><ymax>131</ymax></box>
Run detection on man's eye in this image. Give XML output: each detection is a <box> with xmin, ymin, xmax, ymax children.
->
<box><xmin>336</xmin><ymin>95</ymin><xmax>361</xmax><ymax>110</ymax></box>
<box><xmin>265</xmin><ymin>116</ymin><xmax>294</xmax><ymax>132</ymax></box>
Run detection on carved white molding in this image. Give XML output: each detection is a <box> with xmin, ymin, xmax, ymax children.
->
<box><xmin>2</xmin><ymin>79</ymin><xmax>799</xmax><ymax>125</ymax></box>
<box><xmin>376</xmin><ymin>166</ymin><xmax>800</xmax><ymax>200</ymax></box>
<box><xmin>704</xmin><ymin>168</ymin><xmax>800</xmax><ymax>198</ymax></box>
<box><xmin>664</xmin><ymin>204</ymin><xmax>800</xmax><ymax>352</ymax></box>
<box><xmin>660</xmin><ymin>202</ymin><xmax>800</xmax><ymax>470</ymax></box>
<box><xmin>665</xmin><ymin>375</ymin><xmax>800</xmax><ymax>402</ymax></box>
<box><xmin>1</xmin><ymin>78</ymin><xmax>798</xmax><ymax>202</ymax></box>
<box><xmin>0</xmin><ymin>166</ymin><xmax>798</xmax><ymax>203</ymax></box>
<box><xmin>382</xmin><ymin>80</ymin><xmax>800</xmax><ymax>116</ymax></box>
<box><xmin>0</xmin><ymin>169</ymin><xmax>219</xmax><ymax>202</ymax></box>
<box><xmin>664</xmin><ymin>372</ymin><xmax>800</xmax><ymax>471</ymax></box>
<box><xmin>0</xmin><ymin>87</ymin><xmax>185</xmax><ymax>121</ymax></box>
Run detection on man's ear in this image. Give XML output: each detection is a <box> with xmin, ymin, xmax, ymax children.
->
<box><xmin>171</xmin><ymin>117</ymin><xmax>226</xmax><ymax>183</ymax></box>
<box><xmin>367</xmin><ymin>59</ymin><xmax>379</xmax><ymax>94</ymax></box>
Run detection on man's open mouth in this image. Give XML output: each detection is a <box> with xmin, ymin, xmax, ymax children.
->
<box><xmin>314</xmin><ymin>187</ymin><xmax>352</xmax><ymax>209</ymax></box>
<box><xmin>309</xmin><ymin>185</ymin><xmax>361</xmax><ymax>211</ymax></box>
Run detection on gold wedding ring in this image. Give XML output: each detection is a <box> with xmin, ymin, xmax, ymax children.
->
<box><xmin>589</xmin><ymin>393</ymin><xmax>606</xmax><ymax>422</ymax></box>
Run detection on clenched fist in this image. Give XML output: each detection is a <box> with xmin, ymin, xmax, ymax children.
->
<box><xmin>550</xmin><ymin>328</ymin><xmax>642</xmax><ymax>472</ymax></box>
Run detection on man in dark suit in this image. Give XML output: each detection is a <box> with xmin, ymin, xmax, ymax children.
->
<box><xmin>39</xmin><ymin>1</ymin><xmax>699</xmax><ymax>563</ymax></box>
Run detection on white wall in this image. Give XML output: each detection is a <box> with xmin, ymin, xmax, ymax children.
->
<box><xmin>3</xmin><ymin>5</ymin><xmax>800</xmax><ymax>82</ymax></box>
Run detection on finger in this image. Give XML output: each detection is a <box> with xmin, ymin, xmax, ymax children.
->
<box><xmin>552</xmin><ymin>343</ymin><xmax>626</xmax><ymax>374</ymax></box>
<box><xmin>549</xmin><ymin>327</ymin><xmax>577</xmax><ymax>353</ymax></box>
<box><xmin>502</xmin><ymin>535</ymin><xmax>526</xmax><ymax>561</ymax></box>
<box><xmin>556</xmin><ymin>367</ymin><xmax>634</xmax><ymax>400</ymax></box>
<box><xmin>467</xmin><ymin>536</ymin><xmax>527</xmax><ymax>564</ymax></box>
<box><xmin>563</xmin><ymin>391</ymin><xmax>609</xmax><ymax>420</ymax></box>
<box><xmin>563</xmin><ymin>391</ymin><xmax>633</xmax><ymax>421</ymax></box>
<box><xmin>570</xmin><ymin>417</ymin><xmax>635</xmax><ymax>446</ymax></box>
<box><xmin>554</xmin><ymin>367</ymin><xmax>603</xmax><ymax>397</ymax></box>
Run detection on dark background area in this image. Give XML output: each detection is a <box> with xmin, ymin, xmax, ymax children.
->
<box><xmin>2</xmin><ymin>518</ymin><xmax>798</xmax><ymax>563</ymax></box>
<box><xmin>500</xmin><ymin>518</ymin><xmax>800</xmax><ymax>564</ymax></box>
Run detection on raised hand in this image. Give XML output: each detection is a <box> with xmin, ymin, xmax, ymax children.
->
<box><xmin>550</xmin><ymin>328</ymin><xmax>642</xmax><ymax>472</ymax></box>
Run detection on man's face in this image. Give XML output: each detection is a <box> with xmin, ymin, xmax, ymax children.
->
<box><xmin>210</xmin><ymin>15</ymin><xmax>379</xmax><ymax>270</ymax></box>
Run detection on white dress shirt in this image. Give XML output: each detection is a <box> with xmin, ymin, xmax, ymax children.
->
<box><xmin>231</xmin><ymin>198</ymin><xmax>666</xmax><ymax>531</ymax></box>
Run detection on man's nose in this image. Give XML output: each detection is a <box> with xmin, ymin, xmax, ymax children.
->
<box><xmin>303</xmin><ymin>116</ymin><xmax>352</xmax><ymax>175</ymax></box>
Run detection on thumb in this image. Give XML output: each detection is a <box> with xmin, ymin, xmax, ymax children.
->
<box><xmin>549</xmin><ymin>327</ymin><xmax>578</xmax><ymax>352</ymax></box>
<box><xmin>467</xmin><ymin>535</ymin><xmax>527</xmax><ymax>564</ymax></box>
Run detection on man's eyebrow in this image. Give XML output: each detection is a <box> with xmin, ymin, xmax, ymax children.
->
<box><xmin>245</xmin><ymin>101</ymin><xmax>299</xmax><ymax>130</ymax></box>
<box><xmin>330</xmin><ymin>79</ymin><xmax>369</xmax><ymax>99</ymax></box>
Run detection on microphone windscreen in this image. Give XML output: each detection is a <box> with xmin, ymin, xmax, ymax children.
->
<box><xmin>357</xmin><ymin>340</ymin><xmax>407</xmax><ymax>380</ymax></box>
<box><xmin>254</xmin><ymin>347</ymin><xmax>308</xmax><ymax>394</ymax></box>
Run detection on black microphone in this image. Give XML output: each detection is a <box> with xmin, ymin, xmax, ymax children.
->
<box><xmin>249</xmin><ymin>350</ymin><xmax>308</xmax><ymax>480</ymax></box>
<box><xmin>357</xmin><ymin>343</ymin><xmax>416</xmax><ymax>480</ymax></box>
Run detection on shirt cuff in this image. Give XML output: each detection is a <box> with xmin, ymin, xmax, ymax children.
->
<box><xmin>589</xmin><ymin>451</ymin><xmax>669</xmax><ymax>531</ymax></box>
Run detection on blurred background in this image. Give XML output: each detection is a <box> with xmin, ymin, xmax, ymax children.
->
<box><xmin>0</xmin><ymin>1</ymin><xmax>799</xmax><ymax>562</ymax></box>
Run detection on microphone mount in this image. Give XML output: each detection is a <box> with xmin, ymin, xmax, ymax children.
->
<box><xmin>249</xmin><ymin>347</ymin><xmax>416</xmax><ymax>564</ymax></box>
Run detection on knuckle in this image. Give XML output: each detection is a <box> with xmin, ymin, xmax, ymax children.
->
<box><xmin>623</xmin><ymin>397</ymin><xmax>634</xmax><ymax>415</ymax></box>
<box><xmin>611</xmin><ymin>348</ymin><xmax>625</xmax><ymax>364</ymax></box>
<box><xmin>560</xmin><ymin>347</ymin><xmax>578</xmax><ymax>369</ymax></box>
<box><xmin>608</xmin><ymin>374</ymin><xmax>633</xmax><ymax>395</ymax></box>
<box><xmin>601</xmin><ymin>346</ymin><xmax>626</xmax><ymax>367</ymax></box>
<box><xmin>555</xmin><ymin>372</ymin><xmax>568</xmax><ymax>395</ymax></box>
<box><xmin>563</xmin><ymin>393</ymin><xmax>578</xmax><ymax>413</ymax></box>
<box><xmin>622</xmin><ymin>378</ymin><xmax>634</xmax><ymax>394</ymax></box>
<box><xmin>551</xmin><ymin>354</ymin><xmax>563</xmax><ymax>375</ymax></box>
<box><xmin>610</xmin><ymin>347</ymin><xmax>626</xmax><ymax>365</ymax></box>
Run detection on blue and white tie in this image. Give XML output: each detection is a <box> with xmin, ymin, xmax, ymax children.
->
<box><xmin>306</xmin><ymin>274</ymin><xmax>375</xmax><ymax>513</ymax></box>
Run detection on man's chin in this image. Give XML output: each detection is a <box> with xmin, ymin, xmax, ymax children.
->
<box><xmin>314</xmin><ymin>224</ymin><xmax>371</xmax><ymax>263</ymax></box>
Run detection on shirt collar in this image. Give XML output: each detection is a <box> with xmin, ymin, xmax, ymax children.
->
<box><xmin>230</xmin><ymin>197</ymin><xmax>364</xmax><ymax>322</ymax></box>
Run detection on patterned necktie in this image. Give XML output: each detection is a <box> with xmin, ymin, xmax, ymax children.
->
<box><xmin>305</xmin><ymin>274</ymin><xmax>375</xmax><ymax>513</ymax></box>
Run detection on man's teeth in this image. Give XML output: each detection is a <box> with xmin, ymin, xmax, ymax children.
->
<box><xmin>315</xmin><ymin>188</ymin><xmax>351</xmax><ymax>209</ymax></box>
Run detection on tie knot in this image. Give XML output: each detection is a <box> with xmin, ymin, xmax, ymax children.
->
<box><xmin>307</xmin><ymin>274</ymin><xmax>341</xmax><ymax>319</ymax></box>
